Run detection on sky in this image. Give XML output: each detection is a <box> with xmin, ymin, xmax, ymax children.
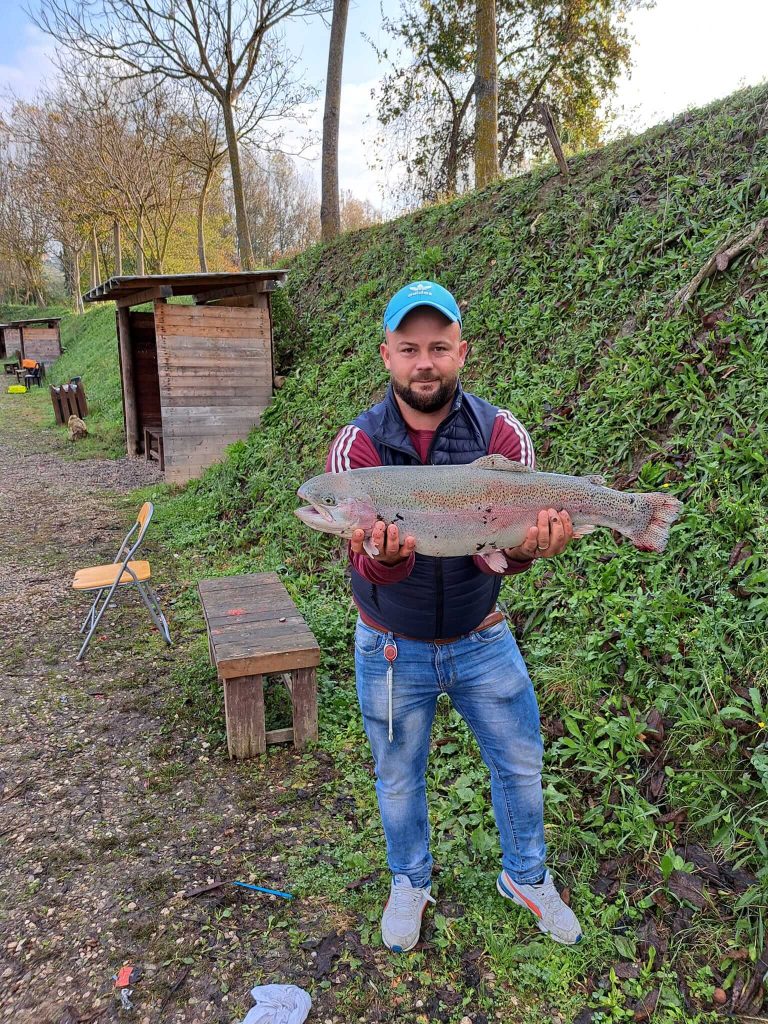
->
<box><xmin>1</xmin><ymin>0</ymin><xmax>767</xmax><ymax>209</ymax></box>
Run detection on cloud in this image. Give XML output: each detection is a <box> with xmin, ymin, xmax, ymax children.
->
<box><xmin>0</xmin><ymin>23</ymin><xmax>56</xmax><ymax>106</ymax></box>
<box><xmin>287</xmin><ymin>77</ymin><xmax>403</xmax><ymax>212</ymax></box>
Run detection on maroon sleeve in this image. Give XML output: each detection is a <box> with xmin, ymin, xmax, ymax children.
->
<box><xmin>326</xmin><ymin>425</ymin><xmax>415</xmax><ymax>585</ymax></box>
<box><xmin>472</xmin><ymin>410</ymin><xmax>537</xmax><ymax>576</ymax></box>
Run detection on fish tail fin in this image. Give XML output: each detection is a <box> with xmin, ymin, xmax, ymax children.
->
<box><xmin>630</xmin><ymin>493</ymin><xmax>683</xmax><ymax>552</ymax></box>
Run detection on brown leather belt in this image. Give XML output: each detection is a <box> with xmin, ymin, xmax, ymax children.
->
<box><xmin>358</xmin><ymin>609</ymin><xmax>506</xmax><ymax>645</ymax></box>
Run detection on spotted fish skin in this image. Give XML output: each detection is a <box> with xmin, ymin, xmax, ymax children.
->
<box><xmin>295</xmin><ymin>455</ymin><xmax>682</xmax><ymax>557</ymax></box>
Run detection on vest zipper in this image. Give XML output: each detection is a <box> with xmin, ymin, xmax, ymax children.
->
<box><xmin>434</xmin><ymin>558</ymin><xmax>444</xmax><ymax>637</ymax></box>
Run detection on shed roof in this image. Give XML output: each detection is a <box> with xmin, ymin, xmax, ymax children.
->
<box><xmin>83</xmin><ymin>271</ymin><xmax>287</xmax><ymax>306</ymax></box>
<box><xmin>4</xmin><ymin>317</ymin><xmax>62</xmax><ymax>326</ymax></box>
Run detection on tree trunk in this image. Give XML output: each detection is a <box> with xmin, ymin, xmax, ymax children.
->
<box><xmin>197</xmin><ymin>167</ymin><xmax>214</xmax><ymax>272</ymax></box>
<box><xmin>136</xmin><ymin>213</ymin><xmax>145</xmax><ymax>275</ymax></box>
<box><xmin>90</xmin><ymin>224</ymin><xmax>101</xmax><ymax>289</ymax></box>
<box><xmin>475</xmin><ymin>0</ymin><xmax>499</xmax><ymax>189</ymax></box>
<box><xmin>321</xmin><ymin>0</ymin><xmax>350</xmax><ymax>242</ymax></box>
<box><xmin>222</xmin><ymin>100</ymin><xmax>255</xmax><ymax>270</ymax></box>
<box><xmin>113</xmin><ymin>219</ymin><xmax>123</xmax><ymax>276</ymax></box>
<box><xmin>72</xmin><ymin>247</ymin><xmax>84</xmax><ymax>313</ymax></box>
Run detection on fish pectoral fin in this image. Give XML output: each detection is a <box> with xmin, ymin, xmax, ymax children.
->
<box><xmin>471</xmin><ymin>455</ymin><xmax>533</xmax><ymax>473</ymax></box>
<box><xmin>363</xmin><ymin>537</ymin><xmax>380</xmax><ymax>557</ymax></box>
<box><xmin>587</xmin><ymin>474</ymin><xmax>607</xmax><ymax>486</ymax></box>
<box><xmin>479</xmin><ymin>549</ymin><xmax>509</xmax><ymax>573</ymax></box>
<box><xmin>572</xmin><ymin>524</ymin><xmax>597</xmax><ymax>539</ymax></box>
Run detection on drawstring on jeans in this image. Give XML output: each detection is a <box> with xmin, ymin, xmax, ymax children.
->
<box><xmin>383</xmin><ymin>638</ymin><xmax>398</xmax><ymax>742</ymax></box>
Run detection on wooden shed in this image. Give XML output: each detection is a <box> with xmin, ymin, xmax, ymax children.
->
<box><xmin>82</xmin><ymin>272</ymin><xmax>287</xmax><ymax>485</ymax></box>
<box><xmin>4</xmin><ymin>317</ymin><xmax>62</xmax><ymax>366</ymax></box>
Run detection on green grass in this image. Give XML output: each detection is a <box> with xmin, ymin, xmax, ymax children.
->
<box><xmin>10</xmin><ymin>84</ymin><xmax>768</xmax><ymax>1021</ymax></box>
<box><xmin>3</xmin><ymin>302</ymin><xmax>125</xmax><ymax>457</ymax></box>
<box><xmin>148</xmin><ymin>84</ymin><xmax>768</xmax><ymax>1021</ymax></box>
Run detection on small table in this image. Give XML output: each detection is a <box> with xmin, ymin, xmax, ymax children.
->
<box><xmin>199</xmin><ymin>573</ymin><xmax>320</xmax><ymax>758</ymax></box>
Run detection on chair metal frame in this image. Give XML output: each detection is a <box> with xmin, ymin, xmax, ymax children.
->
<box><xmin>75</xmin><ymin>502</ymin><xmax>171</xmax><ymax>662</ymax></box>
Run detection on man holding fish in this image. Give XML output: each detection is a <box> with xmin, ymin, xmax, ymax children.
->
<box><xmin>296</xmin><ymin>280</ymin><xmax>680</xmax><ymax>953</ymax></box>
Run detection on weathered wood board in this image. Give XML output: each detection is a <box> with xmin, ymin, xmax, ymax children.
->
<box><xmin>21</xmin><ymin>327</ymin><xmax>62</xmax><ymax>367</ymax></box>
<box><xmin>4</xmin><ymin>328</ymin><xmax>22</xmax><ymax>359</ymax></box>
<box><xmin>154</xmin><ymin>302</ymin><xmax>272</xmax><ymax>484</ymax></box>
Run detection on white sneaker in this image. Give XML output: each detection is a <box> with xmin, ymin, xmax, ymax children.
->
<box><xmin>497</xmin><ymin>869</ymin><xmax>583</xmax><ymax>945</ymax></box>
<box><xmin>381</xmin><ymin>874</ymin><xmax>436</xmax><ymax>952</ymax></box>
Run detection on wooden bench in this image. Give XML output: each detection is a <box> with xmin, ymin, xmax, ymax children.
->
<box><xmin>198</xmin><ymin>573</ymin><xmax>320</xmax><ymax>758</ymax></box>
<box><xmin>143</xmin><ymin>425</ymin><xmax>165</xmax><ymax>471</ymax></box>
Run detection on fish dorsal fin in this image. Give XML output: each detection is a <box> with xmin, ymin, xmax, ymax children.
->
<box><xmin>588</xmin><ymin>474</ymin><xmax>607</xmax><ymax>486</ymax></box>
<box><xmin>471</xmin><ymin>455</ymin><xmax>534</xmax><ymax>473</ymax></box>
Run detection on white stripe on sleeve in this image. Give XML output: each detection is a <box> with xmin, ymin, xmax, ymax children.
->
<box><xmin>339</xmin><ymin>425</ymin><xmax>359</xmax><ymax>470</ymax></box>
<box><xmin>497</xmin><ymin>410</ymin><xmax>535</xmax><ymax>467</ymax></box>
<box><xmin>330</xmin><ymin>425</ymin><xmax>359</xmax><ymax>472</ymax></box>
<box><xmin>330</xmin><ymin>425</ymin><xmax>352</xmax><ymax>473</ymax></box>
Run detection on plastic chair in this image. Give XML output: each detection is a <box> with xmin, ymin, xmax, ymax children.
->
<box><xmin>72</xmin><ymin>502</ymin><xmax>171</xmax><ymax>662</ymax></box>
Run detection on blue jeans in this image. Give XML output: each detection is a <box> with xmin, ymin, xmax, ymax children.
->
<box><xmin>354</xmin><ymin>616</ymin><xmax>546</xmax><ymax>889</ymax></box>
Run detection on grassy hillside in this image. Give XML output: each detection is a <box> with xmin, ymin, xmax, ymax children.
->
<box><xmin>9</xmin><ymin>84</ymin><xmax>767</xmax><ymax>1021</ymax></box>
<box><xmin>2</xmin><ymin>303</ymin><xmax>124</xmax><ymax>456</ymax></box>
<box><xmin>150</xmin><ymin>84</ymin><xmax>768</xmax><ymax>1022</ymax></box>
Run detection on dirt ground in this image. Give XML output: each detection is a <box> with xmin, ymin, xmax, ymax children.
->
<box><xmin>0</xmin><ymin>394</ymin><xmax>374</xmax><ymax>1024</ymax></box>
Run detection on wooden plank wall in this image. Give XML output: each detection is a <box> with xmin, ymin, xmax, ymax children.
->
<box><xmin>154</xmin><ymin>301</ymin><xmax>272</xmax><ymax>484</ymax></box>
<box><xmin>128</xmin><ymin>311</ymin><xmax>161</xmax><ymax>448</ymax></box>
<box><xmin>5</xmin><ymin>328</ymin><xmax>22</xmax><ymax>359</ymax></box>
<box><xmin>21</xmin><ymin>327</ymin><xmax>61</xmax><ymax>367</ymax></box>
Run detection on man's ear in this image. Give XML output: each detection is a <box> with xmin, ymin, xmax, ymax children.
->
<box><xmin>458</xmin><ymin>337</ymin><xmax>468</xmax><ymax>366</ymax></box>
<box><xmin>380</xmin><ymin>340</ymin><xmax>391</xmax><ymax>369</ymax></box>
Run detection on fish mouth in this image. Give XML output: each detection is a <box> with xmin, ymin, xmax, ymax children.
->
<box><xmin>295</xmin><ymin>488</ymin><xmax>340</xmax><ymax>530</ymax></box>
<box><xmin>295</xmin><ymin>501</ymin><xmax>334</xmax><ymax>525</ymax></box>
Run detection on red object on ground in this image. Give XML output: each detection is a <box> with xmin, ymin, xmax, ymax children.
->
<box><xmin>115</xmin><ymin>965</ymin><xmax>134</xmax><ymax>989</ymax></box>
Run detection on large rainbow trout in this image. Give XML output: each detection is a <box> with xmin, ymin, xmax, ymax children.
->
<box><xmin>295</xmin><ymin>456</ymin><xmax>682</xmax><ymax>571</ymax></box>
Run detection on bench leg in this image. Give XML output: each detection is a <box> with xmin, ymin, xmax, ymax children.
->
<box><xmin>290</xmin><ymin>667</ymin><xmax>318</xmax><ymax>749</ymax></box>
<box><xmin>223</xmin><ymin>674</ymin><xmax>266</xmax><ymax>758</ymax></box>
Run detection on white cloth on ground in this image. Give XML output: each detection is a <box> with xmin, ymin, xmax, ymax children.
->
<box><xmin>240</xmin><ymin>984</ymin><xmax>312</xmax><ymax>1024</ymax></box>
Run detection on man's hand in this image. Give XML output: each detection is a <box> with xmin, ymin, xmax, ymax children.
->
<box><xmin>504</xmin><ymin>509</ymin><xmax>574</xmax><ymax>563</ymax></box>
<box><xmin>351</xmin><ymin>521</ymin><xmax>416</xmax><ymax>566</ymax></box>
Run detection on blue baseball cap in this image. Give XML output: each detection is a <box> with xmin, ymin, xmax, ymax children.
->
<box><xmin>383</xmin><ymin>280</ymin><xmax>462</xmax><ymax>333</ymax></box>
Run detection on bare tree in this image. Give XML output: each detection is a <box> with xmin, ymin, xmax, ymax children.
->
<box><xmin>0</xmin><ymin>136</ymin><xmax>51</xmax><ymax>305</ymax></box>
<box><xmin>320</xmin><ymin>0</ymin><xmax>350</xmax><ymax>241</ymax></box>
<box><xmin>242</xmin><ymin>151</ymin><xmax>320</xmax><ymax>262</ymax></box>
<box><xmin>34</xmin><ymin>0</ymin><xmax>331</xmax><ymax>270</ymax></box>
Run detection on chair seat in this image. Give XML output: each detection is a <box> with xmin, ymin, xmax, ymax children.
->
<box><xmin>72</xmin><ymin>560</ymin><xmax>152</xmax><ymax>590</ymax></box>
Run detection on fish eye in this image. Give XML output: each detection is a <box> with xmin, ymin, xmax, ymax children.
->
<box><xmin>322</xmin><ymin>496</ymin><xmax>336</xmax><ymax>505</ymax></box>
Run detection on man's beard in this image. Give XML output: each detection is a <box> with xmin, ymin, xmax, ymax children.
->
<box><xmin>392</xmin><ymin>375</ymin><xmax>458</xmax><ymax>414</ymax></box>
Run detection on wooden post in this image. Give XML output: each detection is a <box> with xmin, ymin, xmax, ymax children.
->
<box><xmin>539</xmin><ymin>101</ymin><xmax>569</xmax><ymax>180</ymax></box>
<box><xmin>290</xmin><ymin>667</ymin><xmax>318</xmax><ymax>748</ymax></box>
<box><xmin>116</xmin><ymin>305</ymin><xmax>140</xmax><ymax>457</ymax></box>
<box><xmin>224</xmin><ymin>675</ymin><xmax>266</xmax><ymax>757</ymax></box>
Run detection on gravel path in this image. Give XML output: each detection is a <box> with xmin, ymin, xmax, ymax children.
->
<box><xmin>0</xmin><ymin>395</ymin><xmax>347</xmax><ymax>1024</ymax></box>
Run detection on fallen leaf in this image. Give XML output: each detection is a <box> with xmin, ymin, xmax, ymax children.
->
<box><xmin>633</xmin><ymin>987</ymin><xmax>660</xmax><ymax>1021</ymax></box>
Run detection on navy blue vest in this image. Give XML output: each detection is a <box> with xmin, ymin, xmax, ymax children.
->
<box><xmin>351</xmin><ymin>384</ymin><xmax>501</xmax><ymax>639</ymax></box>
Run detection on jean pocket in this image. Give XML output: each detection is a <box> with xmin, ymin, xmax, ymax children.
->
<box><xmin>354</xmin><ymin>621</ymin><xmax>387</xmax><ymax>657</ymax></box>
<box><xmin>470</xmin><ymin>619</ymin><xmax>510</xmax><ymax>645</ymax></box>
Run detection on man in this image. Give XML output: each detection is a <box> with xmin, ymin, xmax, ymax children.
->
<box><xmin>326</xmin><ymin>280</ymin><xmax>582</xmax><ymax>952</ymax></box>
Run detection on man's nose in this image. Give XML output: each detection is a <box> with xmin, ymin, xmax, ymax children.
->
<box><xmin>415</xmin><ymin>352</ymin><xmax>435</xmax><ymax>371</ymax></box>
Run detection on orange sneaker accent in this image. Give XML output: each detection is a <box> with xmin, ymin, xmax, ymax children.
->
<box><xmin>503</xmin><ymin>873</ymin><xmax>543</xmax><ymax>918</ymax></box>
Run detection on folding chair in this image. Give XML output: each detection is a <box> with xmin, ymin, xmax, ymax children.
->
<box><xmin>72</xmin><ymin>501</ymin><xmax>171</xmax><ymax>662</ymax></box>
